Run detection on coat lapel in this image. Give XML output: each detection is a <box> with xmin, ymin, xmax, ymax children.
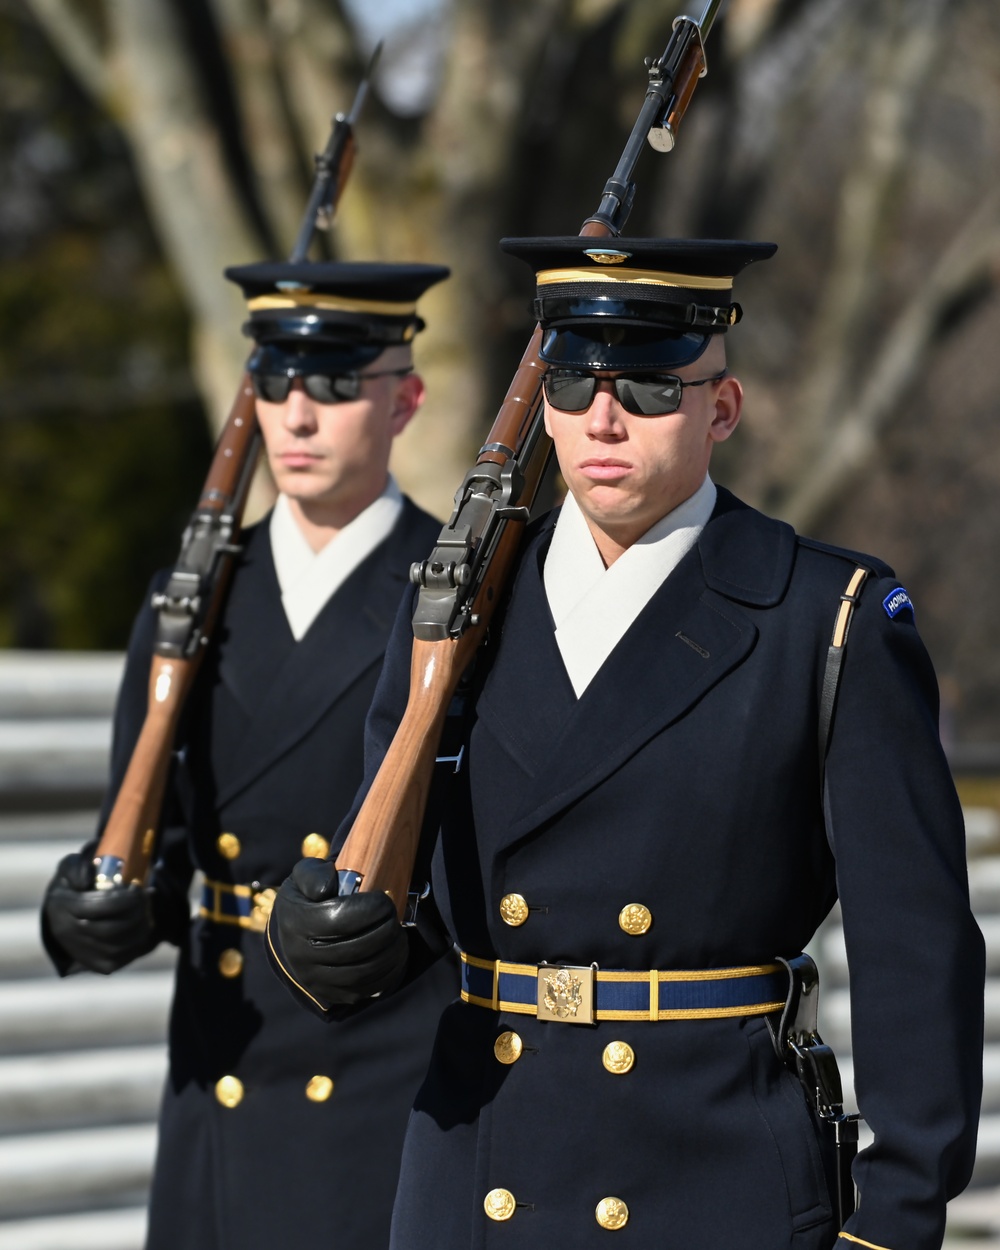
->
<box><xmin>213</xmin><ymin>521</ymin><xmax>294</xmax><ymax>719</ymax></box>
<box><xmin>212</xmin><ymin>501</ymin><xmax>428</xmax><ymax>808</ymax></box>
<box><xmin>482</xmin><ymin>490</ymin><xmax>795</xmax><ymax>847</ymax></box>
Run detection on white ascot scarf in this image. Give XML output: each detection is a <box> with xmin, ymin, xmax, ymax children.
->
<box><xmin>543</xmin><ymin>475</ymin><xmax>717</xmax><ymax>698</ymax></box>
<box><xmin>269</xmin><ymin>477</ymin><xmax>403</xmax><ymax>641</ymax></box>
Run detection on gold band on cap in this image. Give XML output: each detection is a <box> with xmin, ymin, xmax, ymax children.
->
<box><xmin>247</xmin><ymin>293</ymin><xmax>418</xmax><ymax>316</ymax></box>
<box><xmin>536</xmin><ymin>266</ymin><xmax>733</xmax><ymax>291</ymax></box>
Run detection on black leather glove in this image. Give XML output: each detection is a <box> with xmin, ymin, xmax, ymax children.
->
<box><xmin>270</xmin><ymin>858</ymin><xmax>409</xmax><ymax>1007</ymax></box>
<box><xmin>42</xmin><ymin>852</ymin><xmax>159</xmax><ymax>975</ymax></box>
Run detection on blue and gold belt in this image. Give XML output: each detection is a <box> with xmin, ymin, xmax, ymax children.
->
<box><xmin>200</xmin><ymin>878</ymin><xmax>277</xmax><ymax>933</ymax></box>
<box><xmin>460</xmin><ymin>952</ymin><xmax>787</xmax><ymax>1024</ymax></box>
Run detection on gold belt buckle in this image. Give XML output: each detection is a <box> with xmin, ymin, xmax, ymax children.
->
<box><xmin>536</xmin><ymin>963</ymin><xmax>596</xmax><ymax>1024</ymax></box>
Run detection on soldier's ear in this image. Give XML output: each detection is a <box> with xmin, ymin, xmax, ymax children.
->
<box><xmin>389</xmin><ymin>372</ymin><xmax>425</xmax><ymax>437</ymax></box>
<box><xmin>709</xmin><ymin>374</ymin><xmax>742</xmax><ymax>444</ymax></box>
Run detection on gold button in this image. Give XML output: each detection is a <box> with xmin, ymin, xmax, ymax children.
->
<box><xmin>602</xmin><ymin>1041</ymin><xmax>635</xmax><ymax>1075</ymax></box>
<box><xmin>484</xmin><ymin>1188</ymin><xmax>516</xmax><ymax>1221</ymax></box>
<box><xmin>217</xmin><ymin>948</ymin><xmax>244</xmax><ymax>978</ymax></box>
<box><xmin>301</xmin><ymin>833</ymin><xmax>330</xmax><ymax>859</ymax></box>
<box><xmin>250</xmin><ymin>887</ymin><xmax>276</xmax><ymax>932</ymax></box>
<box><xmin>305</xmin><ymin>1075</ymin><xmax>334</xmax><ymax>1102</ymax></box>
<box><xmin>216</xmin><ymin>832</ymin><xmax>241</xmax><ymax>860</ymax></box>
<box><xmin>215</xmin><ymin>1075</ymin><xmax>244</xmax><ymax>1108</ymax></box>
<box><xmin>494</xmin><ymin>1031</ymin><xmax>523</xmax><ymax>1065</ymax></box>
<box><xmin>618</xmin><ymin>903</ymin><xmax>652</xmax><ymax>935</ymax></box>
<box><xmin>596</xmin><ymin>1196</ymin><xmax>629</xmax><ymax>1230</ymax></box>
<box><xmin>499</xmin><ymin>893</ymin><xmax>529</xmax><ymax>926</ymax></box>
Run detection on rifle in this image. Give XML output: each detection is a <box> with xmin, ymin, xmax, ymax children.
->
<box><xmin>335</xmin><ymin>2</ymin><xmax>726</xmax><ymax>916</ymax></box>
<box><xmin>93</xmin><ymin>48</ymin><xmax>382</xmax><ymax>891</ymax></box>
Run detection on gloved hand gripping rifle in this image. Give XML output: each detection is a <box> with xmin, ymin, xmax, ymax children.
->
<box><xmin>334</xmin><ymin>2</ymin><xmax>726</xmax><ymax>916</ymax></box>
<box><xmin>92</xmin><ymin>48</ymin><xmax>382</xmax><ymax>891</ymax></box>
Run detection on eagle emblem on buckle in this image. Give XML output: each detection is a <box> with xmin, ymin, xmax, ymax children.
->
<box><xmin>537</xmin><ymin>964</ymin><xmax>595</xmax><ymax>1024</ymax></box>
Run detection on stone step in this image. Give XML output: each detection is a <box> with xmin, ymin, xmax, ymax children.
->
<box><xmin>0</xmin><ymin>1123</ymin><xmax>155</xmax><ymax>1220</ymax></box>
<box><xmin>972</xmin><ymin>1115</ymin><xmax>1000</xmax><ymax>1187</ymax></box>
<box><xmin>0</xmin><ymin>1045</ymin><xmax>165</xmax><ymax>1136</ymax></box>
<box><xmin>0</xmin><ymin>910</ymin><xmax>52</xmax><ymax>980</ymax></box>
<box><xmin>0</xmin><ymin>1206</ymin><xmax>146</xmax><ymax>1250</ymax></box>
<box><xmin>0</xmin><ymin>972</ymin><xmax>172</xmax><ymax>1056</ymax></box>
<box><xmin>0</xmin><ymin>907</ymin><xmax>178</xmax><ymax>981</ymax></box>
<box><xmin>0</xmin><ymin>811</ymin><xmax>98</xmax><ymax>845</ymax></box>
<box><xmin>0</xmin><ymin>721</ymin><xmax>111</xmax><ymax>798</ymax></box>
<box><xmin>0</xmin><ymin>653</ymin><xmax>123</xmax><ymax>720</ymax></box>
<box><xmin>947</xmin><ymin>1184</ymin><xmax>1000</xmax><ymax>1240</ymax></box>
<box><xmin>970</xmin><ymin>857</ymin><xmax>1000</xmax><ymax>913</ymax></box>
<box><xmin>0</xmin><ymin>842</ymin><xmax>84</xmax><ymax>908</ymax></box>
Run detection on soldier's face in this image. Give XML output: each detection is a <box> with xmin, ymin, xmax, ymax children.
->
<box><xmin>255</xmin><ymin>347</ymin><xmax>423</xmax><ymax>524</ymax></box>
<box><xmin>543</xmin><ymin>339</ymin><xmax>742</xmax><ymax>562</ymax></box>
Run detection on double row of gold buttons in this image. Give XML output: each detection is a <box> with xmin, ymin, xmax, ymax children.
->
<box><xmin>488</xmin><ymin>894</ymin><xmax>645</xmax><ymax>1226</ymax></box>
<box><xmin>215</xmin><ymin>831</ymin><xmax>330</xmax><ymax>862</ymax></box>
<box><xmin>494</xmin><ymin>1031</ymin><xmax>634</xmax><ymax>1074</ymax></box>
<box><xmin>484</xmin><ymin>1188</ymin><xmax>630</xmax><ymax>1230</ymax></box>
<box><xmin>211</xmin><ymin>833</ymin><xmax>335</xmax><ymax>1105</ymax></box>
<box><xmin>214</xmin><ymin>1074</ymin><xmax>335</xmax><ymax>1107</ymax></box>
<box><xmin>213</xmin><ymin>831</ymin><xmax>331</xmax><ymax>976</ymax></box>
<box><xmin>500</xmin><ymin>893</ymin><xmax>652</xmax><ymax>935</ymax></box>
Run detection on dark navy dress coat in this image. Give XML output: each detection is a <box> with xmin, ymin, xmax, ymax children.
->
<box><xmin>49</xmin><ymin>498</ymin><xmax>457</xmax><ymax>1250</ymax></box>
<box><xmin>327</xmin><ymin>488</ymin><xmax>983</xmax><ymax>1250</ymax></box>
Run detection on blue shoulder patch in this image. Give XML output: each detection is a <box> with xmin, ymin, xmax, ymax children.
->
<box><xmin>883</xmin><ymin>587</ymin><xmax>914</xmax><ymax>620</ymax></box>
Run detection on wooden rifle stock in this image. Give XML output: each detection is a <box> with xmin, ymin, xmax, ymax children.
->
<box><xmin>337</xmin><ymin>343</ymin><xmax>550</xmax><ymax>916</ymax></box>
<box><xmin>336</xmin><ymin>4</ymin><xmax>725</xmax><ymax>915</ymax></box>
<box><xmin>94</xmin><ymin>380</ymin><xmax>259</xmax><ymax>886</ymax></box>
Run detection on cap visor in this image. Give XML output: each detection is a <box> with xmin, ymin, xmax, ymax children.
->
<box><xmin>539</xmin><ymin>327</ymin><xmax>710</xmax><ymax>370</ymax></box>
<box><xmin>248</xmin><ymin>342</ymin><xmax>385</xmax><ymax>374</ymax></box>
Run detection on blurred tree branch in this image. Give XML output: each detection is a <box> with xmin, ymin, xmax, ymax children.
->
<box><xmin>780</xmin><ymin>191</ymin><xmax>1000</xmax><ymax>531</ymax></box>
<box><xmin>21</xmin><ymin>0</ymin><xmax>108</xmax><ymax>101</ymax></box>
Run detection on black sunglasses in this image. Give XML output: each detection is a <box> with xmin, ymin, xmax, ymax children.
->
<box><xmin>250</xmin><ymin>366</ymin><xmax>413</xmax><ymax>405</ymax></box>
<box><xmin>542</xmin><ymin>368</ymin><xmax>728</xmax><ymax>416</ymax></box>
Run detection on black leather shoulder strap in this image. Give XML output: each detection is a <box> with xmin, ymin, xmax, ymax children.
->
<box><xmin>818</xmin><ymin>564</ymin><xmax>870</xmax><ymax>770</ymax></box>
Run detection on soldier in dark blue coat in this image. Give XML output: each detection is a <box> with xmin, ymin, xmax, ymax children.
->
<box><xmin>269</xmin><ymin>238</ymin><xmax>985</xmax><ymax>1250</ymax></box>
<box><xmin>41</xmin><ymin>260</ymin><xmax>458</xmax><ymax>1250</ymax></box>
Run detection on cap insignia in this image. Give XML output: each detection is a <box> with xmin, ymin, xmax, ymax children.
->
<box><xmin>275</xmin><ymin>280</ymin><xmax>313</xmax><ymax>293</ymax></box>
<box><xmin>583</xmin><ymin>249</ymin><xmax>632</xmax><ymax>265</ymax></box>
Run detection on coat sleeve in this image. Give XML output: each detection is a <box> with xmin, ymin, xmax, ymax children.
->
<box><xmin>823</xmin><ymin>573</ymin><xmax>984</xmax><ymax>1250</ymax></box>
<box><xmin>41</xmin><ymin>574</ymin><xmax>195</xmax><ymax>975</ymax></box>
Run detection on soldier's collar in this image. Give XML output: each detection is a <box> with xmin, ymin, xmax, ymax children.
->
<box><xmin>697</xmin><ymin>487</ymin><xmax>796</xmax><ymax>607</ymax></box>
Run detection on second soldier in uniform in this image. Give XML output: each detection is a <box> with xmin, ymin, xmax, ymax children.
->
<box><xmin>42</xmin><ymin>260</ymin><xmax>456</xmax><ymax>1249</ymax></box>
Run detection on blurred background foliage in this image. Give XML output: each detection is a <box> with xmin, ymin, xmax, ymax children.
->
<box><xmin>1</xmin><ymin>0</ymin><xmax>999</xmax><ymax>740</ymax></box>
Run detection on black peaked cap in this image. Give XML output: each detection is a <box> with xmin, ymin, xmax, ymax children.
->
<box><xmin>499</xmin><ymin>236</ymin><xmax>776</xmax><ymax>370</ymax></box>
<box><xmin>223</xmin><ymin>260</ymin><xmax>450</xmax><ymax>361</ymax></box>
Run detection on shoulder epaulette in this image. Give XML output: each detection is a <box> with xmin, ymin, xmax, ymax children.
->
<box><xmin>796</xmin><ymin>535</ymin><xmax>894</xmax><ymax>582</ymax></box>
